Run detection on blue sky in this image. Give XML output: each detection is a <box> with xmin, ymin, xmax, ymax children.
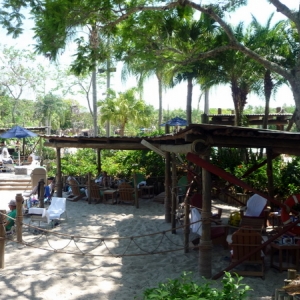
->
<box><xmin>0</xmin><ymin>0</ymin><xmax>297</xmax><ymax>111</ymax></box>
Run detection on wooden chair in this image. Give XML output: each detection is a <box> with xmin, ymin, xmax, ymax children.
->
<box><xmin>66</xmin><ymin>179</ymin><xmax>86</xmax><ymax>202</ymax></box>
<box><xmin>89</xmin><ymin>183</ymin><xmax>103</xmax><ymax>204</ymax></box>
<box><xmin>230</xmin><ymin>227</ymin><xmax>265</xmax><ymax>279</ymax></box>
<box><xmin>191</xmin><ymin>226</ymin><xmax>228</xmax><ymax>249</ymax></box>
<box><xmin>118</xmin><ymin>182</ymin><xmax>135</xmax><ymax>205</ymax></box>
<box><xmin>240</xmin><ymin>216</ymin><xmax>265</xmax><ymax>233</ymax></box>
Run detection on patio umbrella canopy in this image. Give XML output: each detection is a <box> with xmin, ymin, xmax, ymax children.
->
<box><xmin>160</xmin><ymin>116</ymin><xmax>188</xmax><ymax>127</ymax></box>
<box><xmin>0</xmin><ymin>125</ymin><xmax>37</xmax><ymax>139</ymax></box>
<box><xmin>0</xmin><ymin>125</ymin><xmax>37</xmax><ymax>166</ymax></box>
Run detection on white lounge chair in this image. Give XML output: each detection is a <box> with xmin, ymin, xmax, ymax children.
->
<box><xmin>28</xmin><ymin>207</ymin><xmax>52</xmax><ymax>230</ymax></box>
<box><xmin>48</xmin><ymin>197</ymin><xmax>67</xmax><ymax>222</ymax></box>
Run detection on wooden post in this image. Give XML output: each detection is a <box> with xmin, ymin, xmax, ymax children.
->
<box><xmin>0</xmin><ymin>210</ymin><xmax>5</xmax><ymax>269</ymax></box>
<box><xmin>165</xmin><ymin>152</ymin><xmax>171</xmax><ymax>223</ymax></box>
<box><xmin>16</xmin><ymin>193</ymin><xmax>23</xmax><ymax>244</ymax></box>
<box><xmin>133</xmin><ymin>173</ymin><xmax>139</xmax><ymax>208</ymax></box>
<box><xmin>267</xmin><ymin>148</ymin><xmax>274</xmax><ymax>211</ymax></box>
<box><xmin>164</xmin><ymin>124</ymin><xmax>171</xmax><ymax>222</ymax></box>
<box><xmin>171</xmin><ymin>153</ymin><xmax>177</xmax><ymax>234</ymax></box>
<box><xmin>88</xmin><ymin>172</ymin><xmax>91</xmax><ymax>204</ymax></box>
<box><xmin>199</xmin><ymin>154</ymin><xmax>212</xmax><ymax>278</ymax></box>
<box><xmin>287</xmin><ymin>269</ymin><xmax>297</xmax><ymax>280</ymax></box>
<box><xmin>97</xmin><ymin>149</ymin><xmax>101</xmax><ymax>174</ymax></box>
<box><xmin>184</xmin><ymin>196</ymin><xmax>190</xmax><ymax>253</ymax></box>
<box><xmin>38</xmin><ymin>179</ymin><xmax>45</xmax><ymax>208</ymax></box>
<box><xmin>56</xmin><ymin>147</ymin><xmax>63</xmax><ymax>197</ymax></box>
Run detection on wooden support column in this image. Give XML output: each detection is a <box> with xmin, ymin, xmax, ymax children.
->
<box><xmin>164</xmin><ymin>124</ymin><xmax>171</xmax><ymax>223</ymax></box>
<box><xmin>16</xmin><ymin>193</ymin><xmax>23</xmax><ymax>244</ymax></box>
<box><xmin>0</xmin><ymin>210</ymin><xmax>5</xmax><ymax>269</ymax></box>
<box><xmin>171</xmin><ymin>153</ymin><xmax>177</xmax><ymax>234</ymax></box>
<box><xmin>199</xmin><ymin>153</ymin><xmax>212</xmax><ymax>278</ymax></box>
<box><xmin>56</xmin><ymin>147</ymin><xmax>63</xmax><ymax>197</ymax></box>
<box><xmin>165</xmin><ymin>152</ymin><xmax>171</xmax><ymax>223</ymax></box>
<box><xmin>267</xmin><ymin>148</ymin><xmax>274</xmax><ymax>211</ymax></box>
<box><xmin>184</xmin><ymin>192</ymin><xmax>190</xmax><ymax>253</ymax></box>
<box><xmin>97</xmin><ymin>149</ymin><xmax>101</xmax><ymax>174</ymax></box>
<box><xmin>38</xmin><ymin>179</ymin><xmax>45</xmax><ymax>208</ymax></box>
<box><xmin>88</xmin><ymin>172</ymin><xmax>92</xmax><ymax>204</ymax></box>
<box><xmin>133</xmin><ymin>173</ymin><xmax>139</xmax><ymax>208</ymax></box>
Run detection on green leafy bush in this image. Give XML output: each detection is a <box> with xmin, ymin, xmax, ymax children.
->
<box><xmin>140</xmin><ymin>272</ymin><xmax>251</xmax><ymax>300</ymax></box>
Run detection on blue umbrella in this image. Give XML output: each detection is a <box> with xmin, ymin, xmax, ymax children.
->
<box><xmin>160</xmin><ymin>116</ymin><xmax>188</xmax><ymax>126</ymax></box>
<box><xmin>0</xmin><ymin>126</ymin><xmax>37</xmax><ymax>166</ymax></box>
<box><xmin>0</xmin><ymin>125</ymin><xmax>37</xmax><ymax>139</ymax></box>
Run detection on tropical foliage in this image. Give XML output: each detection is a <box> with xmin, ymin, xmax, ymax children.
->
<box><xmin>140</xmin><ymin>271</ymin><xmax>251</xmax><ymax>300</ymax></box>
<box><xmin>99</xmin><ymin>88</ymin><xmax>155</xmax><ymax>136</ymax></box>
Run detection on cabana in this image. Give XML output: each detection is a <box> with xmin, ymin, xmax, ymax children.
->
<box><xmin>42</xmin><ymin>123</ymin><xmax>300</xmax><ymax>278</ymax></box>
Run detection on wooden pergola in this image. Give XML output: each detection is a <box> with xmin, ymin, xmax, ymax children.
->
<box><xmin>42</xmin><ymin>124</ymin><xmax>300</xmax><ymax>278</ymax></box>
<box><xmin>208</xmin><ymin>107</ymin><xmax>292</xmax><ymax>131</ymax></box>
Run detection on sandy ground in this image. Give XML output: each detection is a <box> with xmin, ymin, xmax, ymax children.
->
<box><xmin>0</xmin><ymin>190</ymin><xmax>291</xmax><ymax>300</ymax></box>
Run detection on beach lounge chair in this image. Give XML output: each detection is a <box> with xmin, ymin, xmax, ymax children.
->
<box><xmin>118</xmin><ymin>182</ymin><xmax>135</xmax><ymax>205</ymax></box>
<box><xmin>89</xmin><ymin>182</ymin><xmax>103</xmax><ymax>204</ymax></box>
<box><xmin>229</xmin><ymin>227</ymin><xmax>265</xmax><ymax>279</ymax></box>
<box><xmin>28</xmin><ymin>197</ymin><xmax>67</xmax><ymax>229</ymax></box>
<box><xmin>48</xmin><ymin>197</ymin><xmax>67</xmax><ymax>222</ymax></box>
<box><xmin>66</xmin><ymin>177</ymin><xmax>86</xmax><ymax>202</ymax></box>
<box><xmin>28</xmin><ymin>207</ymin><xmax>52</xmax><ymax>230</ymax></box>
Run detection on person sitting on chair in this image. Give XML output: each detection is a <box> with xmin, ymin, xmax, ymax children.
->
<box><xmin>5</xmin><ymin>199</ymin><xmax>17</xmax><ymax>231</ymax></box>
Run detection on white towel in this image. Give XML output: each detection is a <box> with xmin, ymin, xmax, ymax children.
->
<box><xmin>245</xmin><ymin>194</ymin><xmax>267</xmax><ymax>217</ymax></box>
<box><xmin>190</xmin><ymin>208</ymin><xmax>202</xmax><ymax>236</ymax></box>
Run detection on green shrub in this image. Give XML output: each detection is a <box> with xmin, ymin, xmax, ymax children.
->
<box><xmin>139</xmin><ymin>272</ymin><xmax>251</xmax><ymax>300</ymax></box>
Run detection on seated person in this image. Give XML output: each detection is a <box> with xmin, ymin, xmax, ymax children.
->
<box><xmin>6</xmin><ymin>199</ymin><xmax>17</xmax><ymax>231</ymax></box>
<box><xmin>96</xmin><ymin>171</ymin><xmax>110</xmax><ymax>188</ymax></box>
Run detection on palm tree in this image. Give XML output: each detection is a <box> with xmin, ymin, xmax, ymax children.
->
<box><xmin>114</xmin><ymin>9</ymin><xmax>182</xmax><ymax>128</ymax></box>
<box><xmin>99</xmin><ymin>88</ymin><xmax>152</xmax><ymax>137</ymax></box>
<box><xmin>161</xmin><ymin>14</ymin><xmax>221</xmax><ymax>124</ymax></box>
<box><xmin>200</xmin><ymin>23</ymin><xmax>263</xmax><ymax>126</ymax></box>
<box><xmin>249</xmin><ymin>15</ymin><xmax>289</xmax><ymax>129</ymax></box>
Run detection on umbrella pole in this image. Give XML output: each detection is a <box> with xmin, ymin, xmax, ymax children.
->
<box><xmin>18</xmin><ymin>141</ymin><xmax>20</xmax><ymax>166</ymax></box>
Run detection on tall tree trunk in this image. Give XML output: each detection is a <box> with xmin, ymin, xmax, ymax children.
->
<box><xmin>263</xmin><ymin>70</ymin><xmax>273</xmax><ymax>129</ymax></box>
<box><xmin>92</xmin><ymin>68</ymin><xmax>98</xmax><ymax>136</ymax></box>
<box><xmin>120</xmin><ymin>122</ymin><xmax>126</xmax><ymax>137</ymax></box>
<box><xmin>157</xmin><ymin>74</ymin><xmax>163</xmax><ymax>128</ymax></box>
<box><xmin>231</xmin><ymin>79</ymin><xmax>248</xmax><ymax>126</ymax></box>
<box><xmin>186</xmin><ymin>77</ymin><xmax>193</xmax><ymax>125</ymax></box>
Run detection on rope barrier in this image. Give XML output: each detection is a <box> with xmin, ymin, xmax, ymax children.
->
<box><xmin>1</xmin><ymin>210</ymin><xmax>203</xmax><ymax>257</ymax></box>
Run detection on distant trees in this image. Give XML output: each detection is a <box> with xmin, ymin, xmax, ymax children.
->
<box><xmin>0</xmin><ymin>45</ymin><xmax>40</xmax><ymax>123</ymax></box>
